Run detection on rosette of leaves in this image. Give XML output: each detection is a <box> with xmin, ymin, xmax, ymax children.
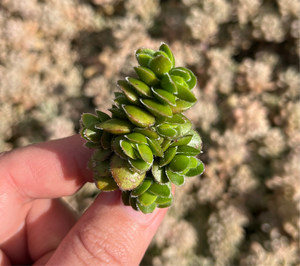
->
<box><xmin>80</xmin><ymin>43</ymin><xmax>204</xmax><ymax>214</ymax></box>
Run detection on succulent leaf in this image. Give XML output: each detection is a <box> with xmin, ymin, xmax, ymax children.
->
<box><xmin>151</xmin><ymin>87</ymin><xmax>176</xmax><ymax>106</ymax></box>
<box><xmin>131</xmin><ymin>179</ymin><xmax>152</xmax><ymax>197</ymax></box>
<box><xmin>138</xmin><ymin>191</ymin><xmax>157</xmax><ymax>206</ymax></box>
<box><xmin>136</xmin><ymin>144</ymin><xmax>154</xmax><ymax>164</ymax></box>
<box><xmin>126</xmin><ymin>77</ymin><xmax>152</xmax><ymax>98</ymax></box>
<box><xmin>94</xmin><ymin>175</ymin><xmax>119</xmax><ymax>191</ymax></box>
<box><xmin>165</xmin><ymin>167</ymin><xmax>185</xmax><ymax>186</ymax></box>
<box><xmin>122</xmin><ymin>105</ymin><xmax>155</xmax><ymax>128</ymax></box>
<box><xmin>96</xmin><ymin>110</ymin><xmax>111</xmax><ymax>122</ymax></box>
<box><xmin>96</xmin><ymin>119</ymin><xmax>135</xmax><ymax>135</ymax></box>
<box><xmin>117</xmin><ymin>80</ymin><xmax>141</xmax><ymax>106</ymax></box>
<box><xmin>134</xmin><ymin>66</ymin><xmax>160</xmax><ymax>86</ymax></box>
<box><xmin>92</xmin><ymin>148</ymin><xmax>112</xmax><ymax>161</ymax></box>
<box><xmin>149</xmin><ymin>55</ymin><xmax>172</xmax><ymax>77</ymax></box>
<box><xmin>185</xmin><ymin>159</ymin><xmax>205</xmax><ymax>177</ymax></box>
<box><xmin>169</xmin><ymin>155</ymin><xmax>190</xmax><ymax>173</ymax></box>
<box><xmin>159</xmin><ymin>43</ymin><xmax>175</xmax><ymax>68</ymax></box>
<box><xmin>125</xmin><ymin>132</ymin><xmax>148</xmax><ymax>145</ymax></box>
<box><xmin>111</xmin><ymin>155</ymin><xmax>146</xmax><ymax>190</ymax></box>
<box><xmin>152</xmin><ymin>159</ymin><xmax>169</xmax><ymax>183</ymax></box>
<box><xmin>82</xmin><ymin>114</ymin><xmax>99</xmax><ymax>127</ymax></box>
<box><xmin>137</xmin><ymin>201</ymin><xmax>156</xmax><ymax>214</ymax></box>
<box><xmin>159</xmin><ymin>146</ymin><xmax>177</xmax><ymax>167</ymax></box>
<box><xmin>141</xmin><ymin>99</ymin><xmax>173</xmax><ymax>118</ymax></box>
<box><xmin>147</xmin><ymin>181</ymin><xmax>171</xmax><ymax>197</ymax></box>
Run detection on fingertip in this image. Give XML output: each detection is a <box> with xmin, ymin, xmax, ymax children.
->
<box><xmin>48</xmin><ymin>190</ymin><xmax>168</xmax><ymax>266</ymax></box>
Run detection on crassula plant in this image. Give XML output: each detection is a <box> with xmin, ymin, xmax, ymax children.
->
<box><xmin>80</xmin><ymin>43</ymin><xmax>204</xmax><ymax>214</ymax></box>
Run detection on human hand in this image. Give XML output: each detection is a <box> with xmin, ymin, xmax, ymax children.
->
<box><xmin>0</xmin><ymin>135</ymin><xmax>168</xmax><ymax>266</ymax></box>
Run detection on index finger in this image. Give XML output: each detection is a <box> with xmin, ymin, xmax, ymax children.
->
<box><xmin>0</xmin><ymin>135</ymin><xmax>94</xmax><ymax>201</ymax></box>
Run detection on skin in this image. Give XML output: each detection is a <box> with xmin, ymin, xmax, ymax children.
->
<box><xmin>0</xmin><ymin>135</ymin><xmax>168</xmax><ymax>266</ymax></box>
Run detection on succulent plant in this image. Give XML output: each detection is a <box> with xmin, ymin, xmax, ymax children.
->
<box><xmin>80</xmin><ymin>43</ymin><xmax>204</xmax><ymax>213</ymax></box>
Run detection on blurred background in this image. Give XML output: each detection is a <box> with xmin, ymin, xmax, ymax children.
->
<box><xmin>0</xmin><ymin>0</ymin><xmax>299</xmax><ymax>265</ymax></box>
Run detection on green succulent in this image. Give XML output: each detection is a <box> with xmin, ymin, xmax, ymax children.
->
<box><xmin>80</xmin><ymin>43</ymin><xmax>204</xmax><ymax>214</ymax></box>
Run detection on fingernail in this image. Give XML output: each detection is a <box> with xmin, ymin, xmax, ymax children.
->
<box><xmin>120</xmin><ymin>197</ymin><xmax>159</xmax><ymax>224</ymax></box>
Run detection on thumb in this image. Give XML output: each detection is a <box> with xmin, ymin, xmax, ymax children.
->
<box><xmin>46</xmin><ymin>190</ymin><xmax>167</xmax><ymax>266</ymax></box>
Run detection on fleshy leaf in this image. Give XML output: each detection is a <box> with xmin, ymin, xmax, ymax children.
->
<box><xmin>187</xmin><ymin>129</ymin><xmax>202</xmax><ymax>151</ymax></box>
<box><xmin>131</xmin><ymin>179</ymin><xmax>153</xmax><ymax>197</ymax></box>
<box><xmin>138</xmin><ymin>191</ymin><xmax>157</xmax><ymax>206</ymax></box>
<box><xmin>177</xmin><ymin>115</ymin><xmax>193</xmax><ymax>136</ymax></box>
<box><xmin>112</xmin><ymin>136</ymin><xmax>128</xmax><ymax>159</ymax></box>
<box><xmin>84</xmin><ymin>123</ymin><xmax>103</xmax><ymax>143</ymax></box>
<box><xmin>155</xmin><ymin>196</ymin><xmax>173</xmax><ymax>205</ymax></box>
<box><xmin>161</xmin><ymin>138</ymin><xmax>172</xmax><ymax>152</ymax></box>
<box><xmin>94</xmin><ymin>175</ymin><xmax>119</xmax><ymax>191</ymax></box>
<box><xmin>136</xmin><ymin>48</ymin><xmax>155</xmax><ymax>67</ymax></box>
<box><xmin>90</xmin><ymin>159</ymin><xmax>111</xmax><ymax>177</ymax></box>
<box><xmin>122</xmin><ymin>191</ymin><xmax>131</xmax><ymax>206</ymax></box>
<box><xmin>85</xmin><ymin>142</ymin><xmax>102</xmax><ymax>149</ymax></box>
<box><xmin>157</xmin><ymin>124</ymin><xmax>178</xmax><ymax>138</ymax></box>
<box><xmin>159</xmin><ymin>146</ymin><xmax>177</xmax><ymax>167</ymax></box>
<box><xmin>120</xmin><ymin>139</ymin><xmax>138</xmax><ymax>159</ymax></box>
<box><xmin>81</xmin><ymin>113</ymin><xmax>99</xmax><ymax>127</ymax></box>
<box><xmin>147</xmin><ymin>137</ymin><xmax>164</xmax><ymax>157</ymax></box>
<box><xmin>185</xmin><ymin>159</ymin><xmax>205</xmax><ymax>177</ymax></box>
<box><xmin>96</xmin><ymin>110</ymin><xmax>111</xmax><ymax>122</ymax></box>
<box><xmin>169</xmin><ymin>67</ymin><xmax>191</xmax><ymax>81</ymax></box>
<box><xmin>109</xmin><ymin>106</ymin><xmax>128</xmax><ymax>119</ymax></box>
<box><xmin>101</xmin><ymin>131</ymin><xmax>113</xmax><ymax>150</ymax></box>
<box><xmin>125</xmin><ymin>133</ymin><xmax>147</xmax><ymax>144</ymax></box>
<box><xmin>152</xmin><ymin>87</ymin><xmax>176</xmax><ymax>106</ymax></box>
<box><xmin>152</xmin><ymin>159</ymin><xmax>169</xmax><ymax>183</ymax></box>
<box><xmin>141</xmin><ymin>99</ymin><xmax>173</xmax><ymax>118</ymax></box>
<box><xmin>134</xmin><ymin>66</ymin><xmax>160</xmax><ymax>86</ymax></box>
<box><xmin>165</xmin><ymin>114</ymin><xmax>185</xmax><ymax>124</ymax></box>
<box><xmin>136</xmin><ymin>144</ymin><xmax>153</xmax><ymax>164</ymax></box>
<box><xmin>96</xmin><ymin>119</ymin><xmax>135</xmax><ymax>135</ymax></box>
<box><xmin>176</xmin><ymin>145</ymin><xmax>200</xmax><ymax>156</ymax></box>
<box><xmin>157</xmin><ymin>201</ymin><xmax>173</xmax><ymax>208</ymax></box>
<box><xmin>92</xmin><ymin>148</ymin><xmax>112</xmax><ymax>161</ymax></box>
<box><xmin>123</xmin><ymin>105</ymin><xmax>155</xmax><ymax>128</ymax></box>
<box><xmin>117</xmin><ymin>80</ymin><xmax>140</xmax><ymax>106</ymax></box>
<box><xmin>165</xmin><ymin>167</ymin><xmax>185</xmax><ymax>186</ymax></box>
<box><xmin>134</xmin><ymin>127</ymin><xmax>159</xmax><ymax>139</ymax></box>
<box><xmin>147</xmin><ymin>181</ymin><xmax>171</xmax><ymax>197</ymax></box>
<box><xmin>149</xmin><ymin>55</ymin><xmax>172</xmax><ymax>77</ymax></box>
<box><xmin>172</xmin><ymin>76</ymin><xmax>197</xmax><ymax>103</ymax></box>
<box><xmin>130</xmin><ymin>196</ymin><xmax>139</xmax><ymax>211</ymax></box>
<box><xmin>160</xmin><ymin>73</ymin><xmax>177</xmax><ymax>93</ymax></box>
<box><xmin>188</xmin><ymin>157</ymin><xmax>199</xmax><ymax>169</ymax></box>
<box><xmin>137</xmin><ymin>201</ymin><xmax>156</xmax><ymax>214</ymax></box>
<box><xmin>129</xmin><ymin>158</ymin><xmax>151</xmax><ymax>174</ymax></box>
<box><xmin>126</xmin><ymin>77</ymin><xmax>152</xmax><ymax>98</ymax></box>
<box><xmin>111</xmin><ymin>155</ymin><xmax>146</xmax><ymax>190</ymax></box>
<box><xmin>159</xmin><ymin>42</ymin><xmax>175</xmax><ymax>68</ymax></box>
<box><xmin>170</xmin><ymin>135</ymin><xmax>193</xmax><ymax>146</ymax></box>
<box><xmin>170</xmin><ymin>99</ymin><xmax>196</xmax><ymax>114</ymax></box>
<box><xmin>169</xmin><ymin>155</ymin><xmax>190</xmax><ymax>173</ymax></box>
<box><xmin>114</xmin><ymin>95</ymin><xmax>131</xmax><ymax>107</ymax></box>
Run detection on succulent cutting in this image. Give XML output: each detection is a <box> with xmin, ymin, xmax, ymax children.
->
<box><xmin>80</xmin><ymin>43</ymin><xmax>204</xmax><ymax>214</ymax></box>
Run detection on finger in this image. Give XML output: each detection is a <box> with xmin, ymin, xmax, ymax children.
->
<box><xmin>0</xmin><ymin>198</ymin><xmax>78</xmax><ymax>265</ymax></box>
<box><xmin>26</xmin><ymin>198</ymin><xmax>78</xmax><ymax>262</ymax></box>
<box><xmin>0</xmin><ymin>135</ymin><xmax>93</xmax><ymax>201</ymax></box>
<box><xmin>0</xmin><ymin>135</ymin><xmax>93</xmax><ymax>246</ymax></box>
<box><xmin>47</xmin><ymin>191</ymin><xmax>168</xmax><ymax>266</ymax></box>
